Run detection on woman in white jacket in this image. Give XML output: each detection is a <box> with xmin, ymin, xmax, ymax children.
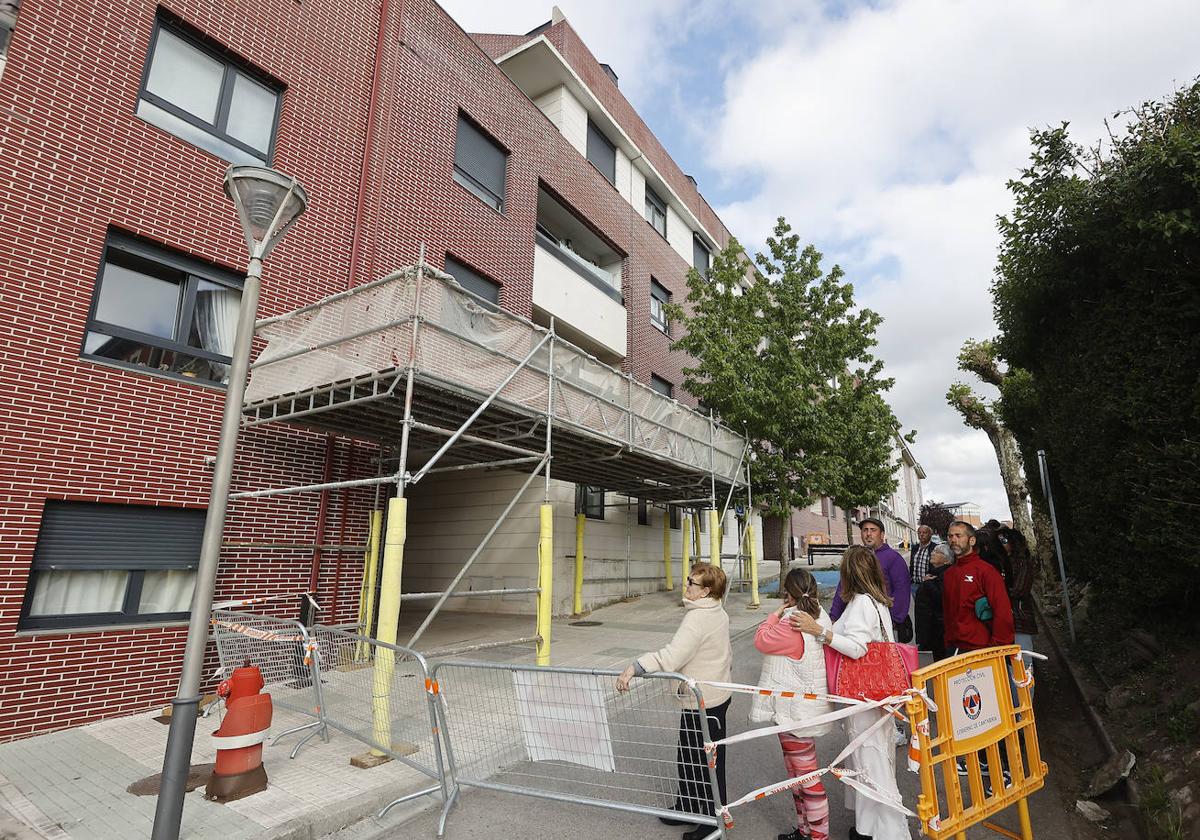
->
<box><xmin>616</xmin><ymin>562</ymin><xmax>732</xmax><ymax>840</ymax></box>
<box><xmin>791</xmin><ymin>546</ymin><xmax>911</xmax><ymax>840</ymax></box>
<box><xmin>752</xmin><ymin>568</ymin><xmax>833</xmax><ymax>840</ymax></box>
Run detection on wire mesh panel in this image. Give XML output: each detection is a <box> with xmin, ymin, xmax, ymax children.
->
<box><xmin>211</xmin><ymin>608</ymin><xmax>321</xmax><ymax>719</ymax></box>
<box><xmin>432</xmin><ymin>661</ymin><xmax>726</xmax><ymax>837</ymax></box>
<box><xmin>307</xmin><ymin>624</ymin><xmax>445</xmax><ymax>780</ymax></box>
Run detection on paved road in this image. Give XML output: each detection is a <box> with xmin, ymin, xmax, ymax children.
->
<box><xmin>393</xmin><ymin>623</ymin><xmax>1076</xmax><ymax>840</ymax></box>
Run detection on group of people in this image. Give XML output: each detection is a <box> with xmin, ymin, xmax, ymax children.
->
<box><xmin>615</xmin><ymin>514</ymin><xmax>1040</xmax><ymax>840</ymax></box>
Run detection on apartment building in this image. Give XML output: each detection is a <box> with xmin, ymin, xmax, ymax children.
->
<box><xmin>0</xmin><ymin>0</ymin><xmax>755</xmax><ymax>739</ymax></box>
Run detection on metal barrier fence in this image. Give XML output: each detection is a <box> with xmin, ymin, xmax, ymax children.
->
<box><xmin>430</xmin><ymin>661</ymin><xmax>727</xmax><ymax>839</ymax></box>
<box><xmin>211</xmin><ymin>608</ymin><xmax>329</xmax><ymax>755</ymax></box>
<box><xmin>211</xmin><ymin>613</ymin><xmax>449</xmax><ymax>812</ymax></box>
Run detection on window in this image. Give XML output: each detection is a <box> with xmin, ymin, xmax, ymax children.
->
<box><xmin>444</xmin><ymin>255</ymin><xmax>500</xmax><ymax>306</ymax></box>
<box><xmin>650</xmin><ymin>278</ymin><xmax>671</xmax><ymax>334</ymax></box>
<box><xmin>575</xmin><ymin>485</ymin><xmax>605</xmax><ymax>520</ymax></box>
<box><xmin>83</xmin><ymin>232</ymin><xmax>243</xmax><ymax>386</ymax></box>
<box><xmin>650</xmin><ymin>374</ymin><xmax>673</xmax><ymax>398</ymax></box>
<box><xmin>20</xmin><ymin>501</ymin><xmax>201</xmax><ymax>630</ymax></box>
<box><xmin>586</xmin><ymin>119</ymin><xmax>616</xmax><ymax>184</ymax></box>
<box><xmin>0</xmin><ymin>0</ymin><xmax>18</xmax><ymax>83</ymax></box>
<box><xmin>693</xmin><ymin>235</ymin><xmax>711</xmax><ymax>275</ymax></box>
<box><xmin>454</xmin><ymin>113</ymin><xmax>507</xmax><ymax>211</ymax></box>
<box><xmin>637</xmin><ymin>498</ymin><xmax>649</xmax><ymax>526</ymax></box>
<box><xmin>137</xmin><ymin>16</ymin><xmax>281</xmax><ymax>164</ymax></box>
<box><xmin>669</xmin><ymin>505</ymin><xmax>681</xmax><ymax>530</ymax></box>
<box><xmin>645</xmin><ymin>187</ymin><xmax>667</xmax><ymax>238</ymax></box>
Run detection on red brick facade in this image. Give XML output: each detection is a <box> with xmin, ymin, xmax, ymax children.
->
<box><xmin>0</xmin><ymin>0</ymin><xmax>734</xmax><ymax>738</ymax></box>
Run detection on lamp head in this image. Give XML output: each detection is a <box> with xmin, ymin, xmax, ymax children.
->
<box><xmin>223</xmin><ymin>165</ymin><xmax>309</xmax><ymax>260</ymax></box>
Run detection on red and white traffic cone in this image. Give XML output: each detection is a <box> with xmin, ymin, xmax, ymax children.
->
<box><xmin>205</xmin><ymin>661</ymin><xmax>273</xmax><ymax>802</ymax></box>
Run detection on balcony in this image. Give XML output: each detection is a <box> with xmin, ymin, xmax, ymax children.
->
<box><xmin>532</xmin><ymin>189</ymin><xmax>626</xmax><ymax>362</ymax></box>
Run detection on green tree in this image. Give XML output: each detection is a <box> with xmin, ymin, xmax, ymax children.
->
<box><xmin>991</xmin><ymin>82</ymin><xmax>1200</xmax><ymax>616</ymax></box>
<box><xmin>666</xmin><ymin>218</ymin><xmax>907</xmax><ymax>551</ymax></box>
<box><xmin>918</xmin><ymin>501</ymin><xmax>955</xmax><ymax>539</ymax></box>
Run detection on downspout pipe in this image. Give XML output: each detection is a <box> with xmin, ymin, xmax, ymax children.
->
<box><xmin>309</xmin><ymin>436</ymin><xmax>337</xmax><ymax>595</ymax></box>
<box><xmin>346</xmin><ymin>0</ymin><xmax>395</xmax><ymax>290</ymax></box>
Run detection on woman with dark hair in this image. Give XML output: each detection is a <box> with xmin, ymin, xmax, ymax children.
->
<box><xmin>974</xmin><ymin>527</ymin><xmax>1012</xmax><ymax>581</ymax></box>
<box><xmin>998</xmin><ymin>527</ymin><xmax>1039</xmax><ymax>654</ymax></box>
<box><xmin>752</xmin><ymin>568</ymin><xmax>833</xmax><ymax>840</ymax></box>
<box><xmin>791</xmin><ymin>546</ymin><xmax>911</xmax><ymax>840</ymax></box>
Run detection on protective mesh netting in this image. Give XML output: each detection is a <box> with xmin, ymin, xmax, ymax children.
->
<box><xmin>245</xmin><ymin>267</ymin><xmax>744</xmax><ymax>482</ymax></box>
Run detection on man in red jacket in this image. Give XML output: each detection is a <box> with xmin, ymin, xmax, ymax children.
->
<box><xmin>943</xmin><ymin>521</ymin><xmax>1014</xmax><ymax>653</ymax></box>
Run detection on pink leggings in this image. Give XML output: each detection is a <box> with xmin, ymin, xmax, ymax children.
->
<box><xmin>778</xmin><ymin>733</ymin><xmax>829</xmax><ymax>840</ymax></box>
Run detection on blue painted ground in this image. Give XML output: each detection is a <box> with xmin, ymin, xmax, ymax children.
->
<box><xmin>759</xmin><ymin>569</ymin><xmax>839</xmax><ymax>595</ymax></box>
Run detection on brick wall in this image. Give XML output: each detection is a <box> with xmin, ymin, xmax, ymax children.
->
<box><xmin>0</xmin><ymin>0</ymin><xmax>741</xmax><ymax>738</ymax></box>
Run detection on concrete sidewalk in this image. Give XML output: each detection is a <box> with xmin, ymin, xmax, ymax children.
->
<box><xmin>0</xmin><ymin>579</ymin><xmax>778</xmax><ymax>840</ymax></box>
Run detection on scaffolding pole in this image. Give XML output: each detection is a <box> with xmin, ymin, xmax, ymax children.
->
<box><xmin>746</xmin><ymin>452</ymin><xmax>759</xmax><ymax>608</ymax></box>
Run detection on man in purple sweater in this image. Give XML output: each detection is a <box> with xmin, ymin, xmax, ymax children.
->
<box><xmin>830</xmin><ymin>517</ymin><xmax>911</xmax><ymax>629</ymax></box>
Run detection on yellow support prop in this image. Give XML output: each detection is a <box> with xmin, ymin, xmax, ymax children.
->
<box><xmin>356</xmin><ymin>510</ymin><xmax>383</xmax><ymax>658</ymax></box>
<box><xmin>663</xmin><ymin>511</ymin><xmax>673</xmax><ymax>590</ymax></box>
<box><xmin>369</xmin><ymin>497</ymin><xmax>406</xmax><ymax>756</ymax></box>
<box><xmin>708</xmin><ymin>509</ymin><xmax>720</xmax><ymax>568</ymax></box>
<box><xmin>536</xmin><ymin>503</ymin><xmax>554</xmax><ymax>666</ymax></box>
<box><xmin>573</xmin><ymin>513</ymin><xmax>585</xmax><ymax>615</ymax></box>
<box><xmin>681</xmin><ymin>516</ymin><xmax>691</xmax><ymax>602</ymax></box>
<box><xmin>747</xmin><ymin>517</ymin><xmax>760</xmax><ymax>607</ymax></box>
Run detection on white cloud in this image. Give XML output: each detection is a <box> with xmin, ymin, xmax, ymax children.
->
<box><xmin>707</xmin><ymin>0</ymin><xmax>1200</xmax><ymax>519</ymax></box>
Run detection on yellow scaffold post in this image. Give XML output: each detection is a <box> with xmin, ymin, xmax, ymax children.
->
<box><xmin>662</xmin><ymin>510</ymin><xmax>673</xmax><ymax>591</ymax></box>
<box><xmin>681</xmin><ymin>515</ymin><xmax>691</xmax><ymax>602</ymax></box>
<box><xmin>747</xmin><ymin>513</ymin><xmax>760</xmax><ymax>608</ymax></box>
<box><xmin>368</xmin><ymin>496</ymin><xmax>406</xmax><ymax>759</ymax></box>
<box><xmin>536</xmin><ymin>504</ymin><xmax>554</xmax><ymax>665</ymax></box>
<box><xmin>709</xmin><ymin>508</ymin><xmax>721</xmax><ymax>568</ymax></box>
<box><xmin>573</xmin><ymin>513</ymin><xmax>585</xmax><ymax>615</ymax></box>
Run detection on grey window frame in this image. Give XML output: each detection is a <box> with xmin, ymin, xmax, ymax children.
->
<box><xmin>650</xmin><ymin>374</ymin><xmax>673</xmax><ymax>399</ymax></box>
<box><xmin>444</xmin><ymin>254</ymin><xmax>500</xmax><ymax>307</ymax></box>
<box><xmin>18</xmin><ymin>500</ymin><xmax>203</xmax><ymax>630</ymax></box>
<box><xmin>693</xmin><ymin>234</ymin><xmax>711</xmax><ymax>274</ymax></box>
<box><xmin>669</xmin><ymin>505</ymin><xmax>681</xmax><ymax>530</ymax></box>
<box><xmin>82</xmin><ymin>231</ymin><xmax>244</xmax><ymax>387</ymax></box>
<box><xmin>637</xmin><ymin>498</ymin><xmax>649</xmax><ymax>526</ymax></box>
<box><xmin>645</xmin><ymin>187</ymin><xmax>668</xmax><ymax>239</ymax></box>
<box><xmin>137</xmin><ymin>14</ymin><xmax>283</xmax><ymax>164</ymax></box>
<box><xmin>650</xmin><ymin>278</ymin><xmax>670</xmax><ymax>335</ymax></box>
<box><xmin>586</xmin><ymin>118</ymin><xmax>617</xmax><ymax>185</ymax></box>
<box><xmin>453</xmin><ymin>112</ymin><xmax>508</xmax><ymax>211</ymax></box>
<box><xmin>575</xmin><ymin>485</ymin><xmax>605</xmax><ymax>520</ymax></box>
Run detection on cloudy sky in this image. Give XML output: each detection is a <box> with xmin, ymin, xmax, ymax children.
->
<box><xmin>441</xmin><ymin>0</ymin><xmax>1199</xmax><ymax>519</ymax></box>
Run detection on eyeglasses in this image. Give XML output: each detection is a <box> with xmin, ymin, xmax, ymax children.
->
<box><xmin>686</xmin><ymin>578</ymin><xmax>703</xmax><ymax>587</ymax></box>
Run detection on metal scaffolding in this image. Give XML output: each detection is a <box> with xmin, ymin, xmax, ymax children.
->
<box><xmin>231</xmin><ymin>252</ymin><xmax>748</xmax><ymax>665</ymax></box>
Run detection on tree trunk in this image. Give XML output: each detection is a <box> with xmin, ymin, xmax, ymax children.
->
<box><xmin>776</xmin><ymin>514</ymin><xmax>791</xmax><ymax>568</ymax></box>
<box><xmin>844</xmin><ymin>507</ymin><xmax>854</xmax><ymax>544</ymax></box>
<box><xmin>1030</xmin><ymin>499</ymin><xmax>1056</xmax><ymax>579</ymax></box>
<box><xmin>983</xmin><ymin>424</ymin><xmax>1036</xmax><ymax>547</ymax></box>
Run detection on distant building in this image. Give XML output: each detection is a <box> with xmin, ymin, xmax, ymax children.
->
<box><xmin>941</xmin><ymin>502</ymin><xmax>984</xmax><ymax>527</ymax></box>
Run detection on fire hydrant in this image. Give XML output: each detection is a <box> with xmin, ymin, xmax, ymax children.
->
<box><xmin>205</xmin><ymin>661</ymin><xmax>272</xmax><ymax>802</ymax></box>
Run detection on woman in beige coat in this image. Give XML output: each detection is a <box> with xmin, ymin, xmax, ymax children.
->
<box><xmin>616</xmin><ymin>562</ymin><xmax>732</xmax><ymax>839</ymax></box>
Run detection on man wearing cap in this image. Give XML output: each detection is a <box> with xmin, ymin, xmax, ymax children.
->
<box><xmin>830</xmin><ymin>517</ymin><xmax>911</xmax><ymax>630</ymax></box>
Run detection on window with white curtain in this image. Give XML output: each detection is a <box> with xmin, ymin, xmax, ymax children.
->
<box><xmin>20</xmin><ymin>501</ymin><xmax>202</xmax><ymax>630</ymax></box>
<box><xmin>82</xmin><ymin>231</ymin><xmax>243</xmax><ymax>386</ymax></box>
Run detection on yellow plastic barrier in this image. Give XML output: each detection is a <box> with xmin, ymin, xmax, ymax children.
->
<box><xmin>906</xmin><ymin>645</ymin><xmax>1047</xmax><ymax>840</ymax></box>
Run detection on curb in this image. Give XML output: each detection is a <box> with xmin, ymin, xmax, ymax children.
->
<box><xmin>1036</xmin><ymin>598</ymin><xmax>1144</xmax><ymax>836</ymax></box>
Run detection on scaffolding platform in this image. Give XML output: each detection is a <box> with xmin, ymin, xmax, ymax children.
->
<box><xmin>241</xmin><ymin>265</ymin><xmax>746</xmax><ymax>502</ymax></box>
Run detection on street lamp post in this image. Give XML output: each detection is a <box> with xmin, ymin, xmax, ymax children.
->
<box><xmin>152</xmin><ymin>166</ymin><xmax>308</xmax><ymax>840</ymax></box>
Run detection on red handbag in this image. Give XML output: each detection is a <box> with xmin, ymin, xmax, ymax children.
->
<box><xmin>824</xmin><ymin>602</ymin><xmax>918</xmax><ymax>701</ymax></box>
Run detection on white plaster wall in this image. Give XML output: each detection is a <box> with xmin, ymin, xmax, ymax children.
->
<box><xmin>532</xmin><ymin>242</ymin><xmax>627</xmax><ymax>357</ymax></box>
<box><xmin>615</xmin><ymin>147</ymin><xmax>632</xmax><ymax>203</ymax></box>
<box><xmin>403</xmin><ymin>471</ymin><xmax>697</xmax><ymax>617</ymax></box>
<box><xmin>533</xmin><ymin>85</ymin><xmax>588</xmax><ymax>156</ymax></box>
<box><xmin>666</xmin><ymin>204</ymin><xmax>694</xmax><ymax>266</ymax></box>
